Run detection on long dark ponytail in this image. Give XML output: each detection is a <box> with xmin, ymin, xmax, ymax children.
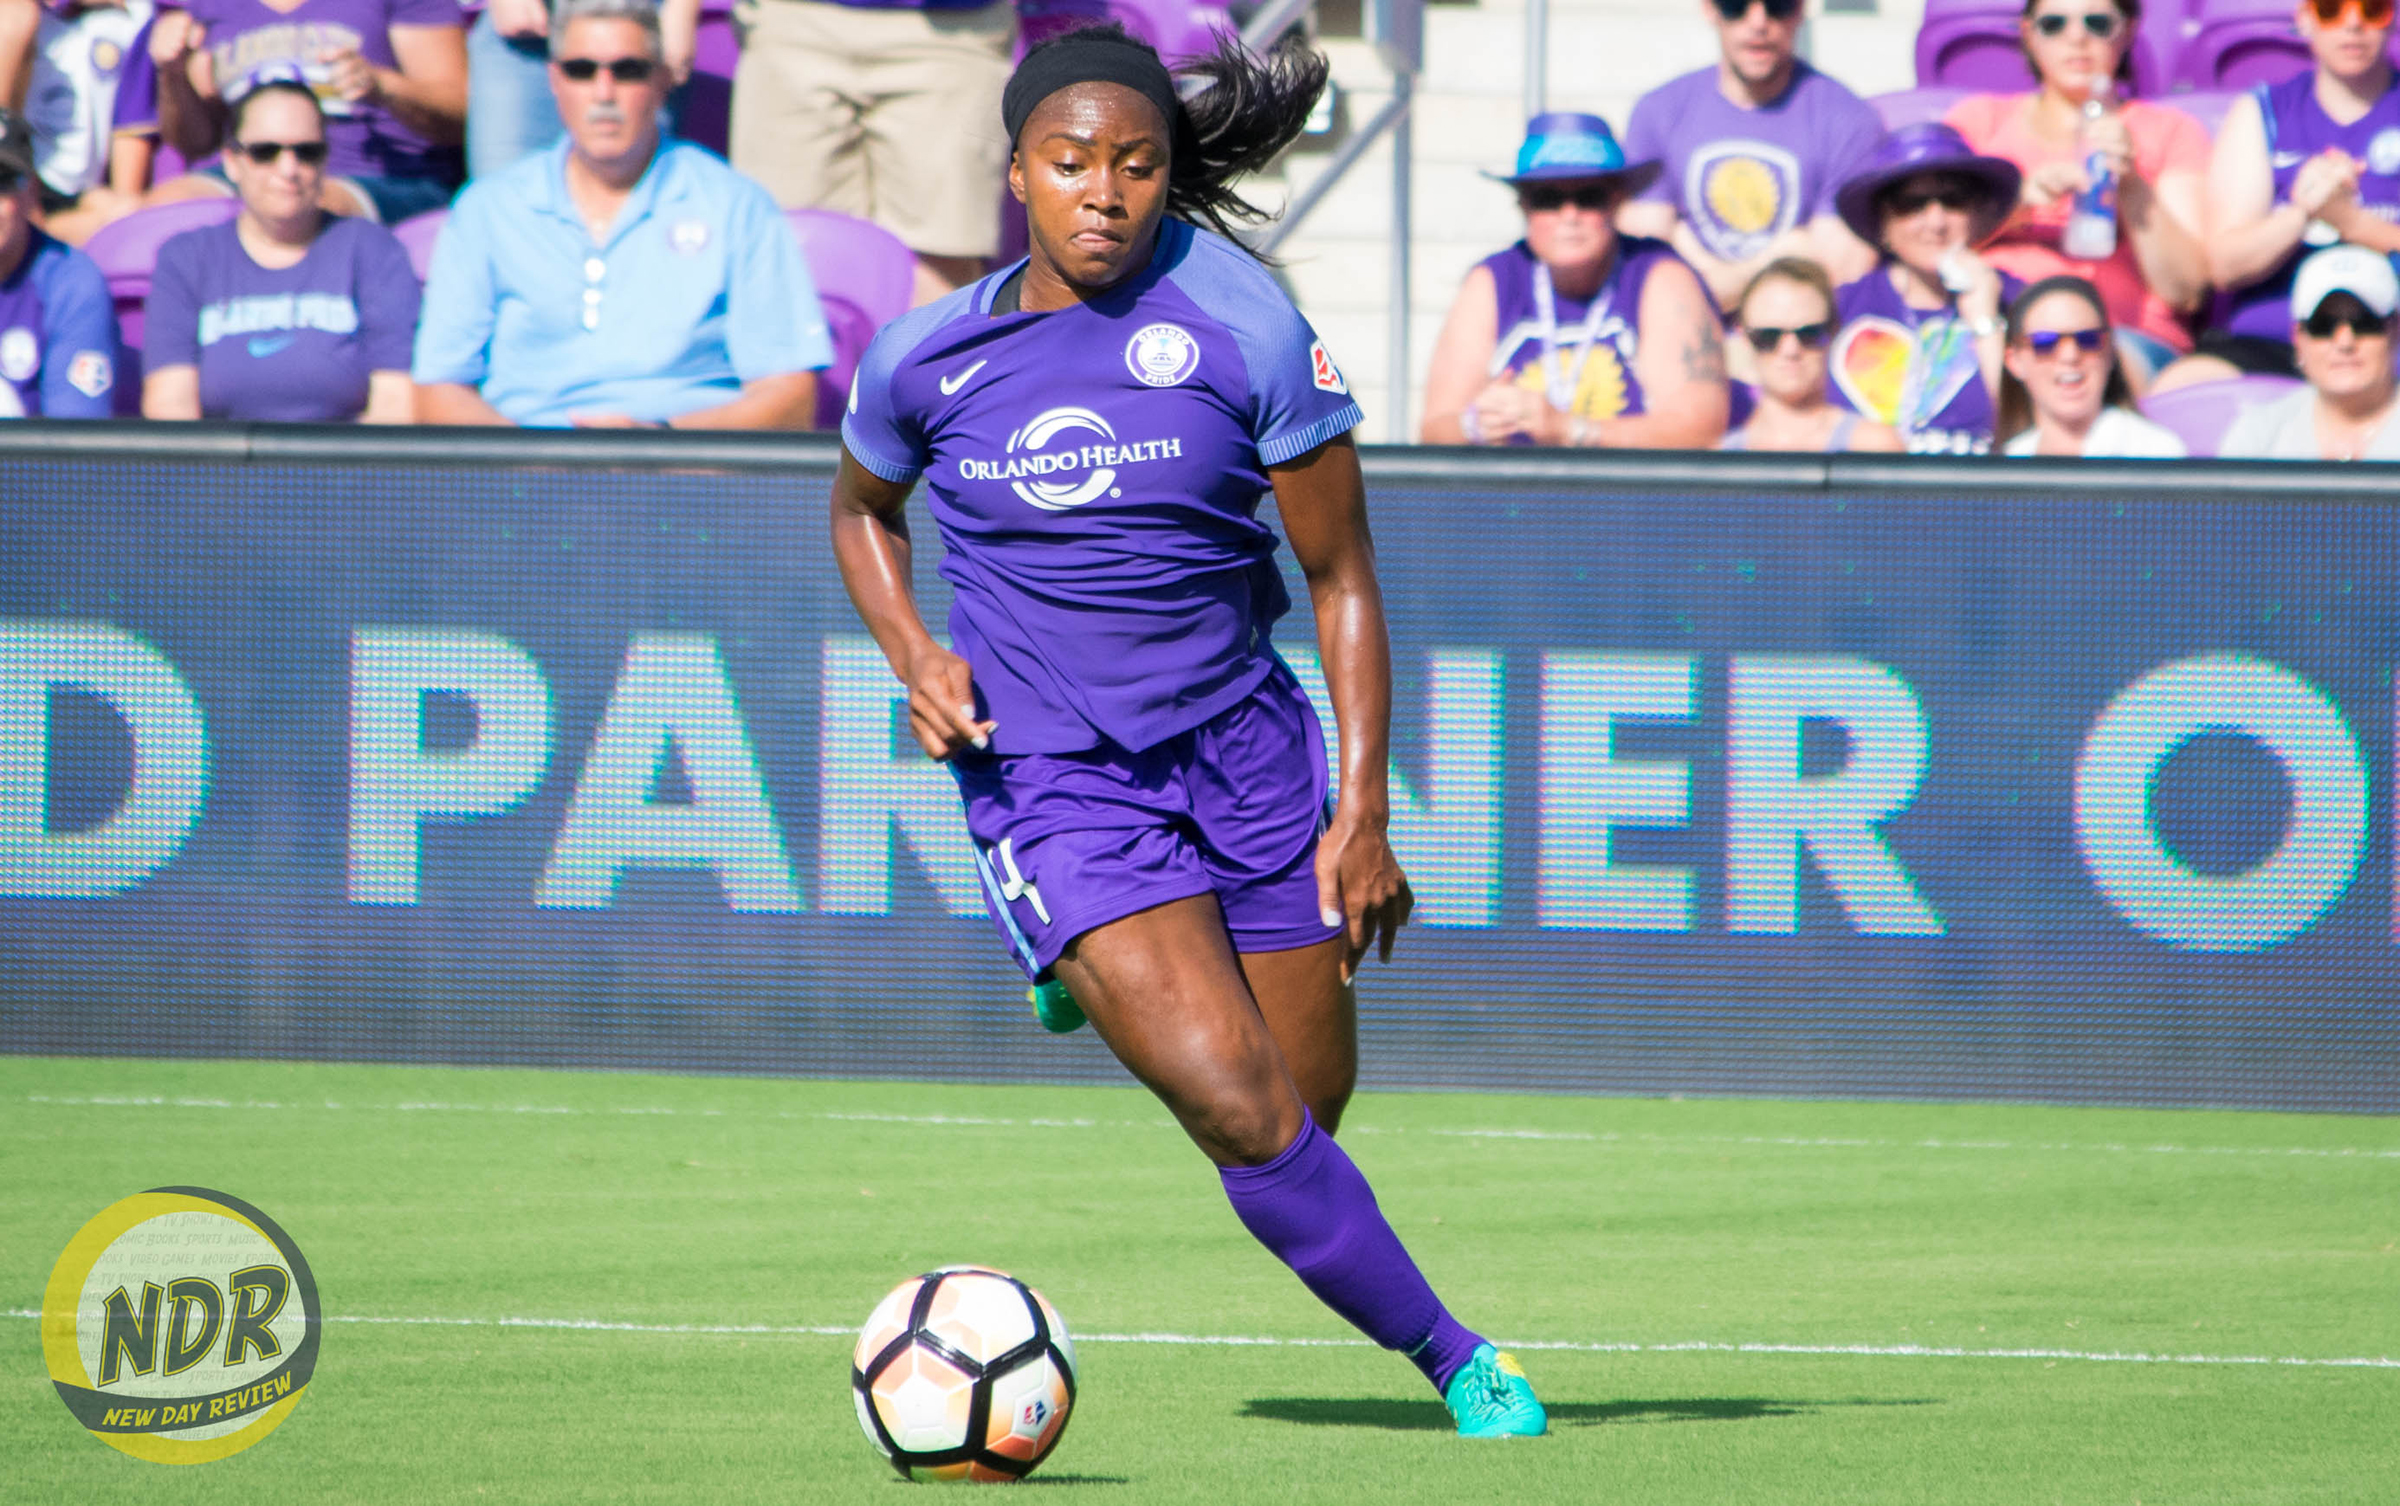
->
<box><xmin>1171</xmin><ymin>28</ymin><xmax>1328</xmax><ymax>250</ymax></box>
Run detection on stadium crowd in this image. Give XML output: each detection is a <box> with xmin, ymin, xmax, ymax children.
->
<box><xmin>1</xmin><ymin>0</ymin><xmax>2397</xmax><ymax>456</ymax></box>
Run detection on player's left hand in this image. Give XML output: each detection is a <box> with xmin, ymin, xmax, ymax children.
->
<box><xmin>1315</xmin><ymin>808</ymin><xmax>1412</xmax><ymax>983</ymax></box>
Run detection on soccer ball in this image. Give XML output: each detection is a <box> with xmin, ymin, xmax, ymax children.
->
<box><xmin>851</xmin><ymin>1265</ymin><xmax>1078</xmax><ymax>1483</ymax></box>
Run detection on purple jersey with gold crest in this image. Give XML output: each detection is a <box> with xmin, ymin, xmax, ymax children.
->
<box><xmin>1481</xmin><ymin>236</ymin><xmax>1683</xmax><ymax>428</ymax></box>
<box><xmin>842</xmin><ymin>218</ymin><xmax>1364</xmax><ymax>756</ymax></box>
<box><xmin>2229</xmin><ymin>72</ymin><xmax>2400</xmax><ymax>340</ymax></box>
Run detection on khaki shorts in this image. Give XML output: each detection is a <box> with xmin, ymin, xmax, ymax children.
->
<box><xmin>731</xmin><ymin>0</ymin><xmax>1016</xmax><ymax>259</ymax></box>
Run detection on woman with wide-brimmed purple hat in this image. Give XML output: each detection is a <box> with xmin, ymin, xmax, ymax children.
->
<box><xmin>1421</xmin><ymin>112</ymin><xmax>1727</xmax><ymax>448</ymax></box>
<box><xmin>1821</xmin><ymin>121</ymin><xmax>2025</xmax><ymax>455</ymax></box>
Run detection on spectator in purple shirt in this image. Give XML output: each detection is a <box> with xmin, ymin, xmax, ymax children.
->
<box><xmin>144</xmin><ymin>0</ymin><xmax>464</xmax><ymax>222</ymax></box>
<box><xmin>2168</xmin><ymin>0</ymin><xmax>2400</xmax><ymax>388</ymax></box>
<box><xmin>1619</xmin><ymin>0</ymin><xmax>1885</xmax><ymax>312</ymax></box>
<box><xmin>142</xmin><ymin>78</ymin><xmax>417</xmax><ymax>419</ymax></box>
<box><xmin>1825</xmin><ymin>123</ymin><xmax>2024</xmax><ymax>454</ymax></box>
<box><xmin>0</xmin><ymin>104</ymin><xmax>119</xmax><ymax>415</ymax></box>
<box><xmin>1422</xmin><ymin>112</ymin><xmax>1728</xmax><ymax>448</ymax></box>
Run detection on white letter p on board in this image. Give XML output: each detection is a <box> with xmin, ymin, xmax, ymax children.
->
<box><xmin>349</xmin><ymin>629</ymin><xmax>552</xmax><ymax>905</ymax></box>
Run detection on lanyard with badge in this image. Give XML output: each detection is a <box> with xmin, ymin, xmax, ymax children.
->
<box><xmin>1531</xmin><ymin>261</ymin><xmax>1616</xmax><ymax>413</ymax></box>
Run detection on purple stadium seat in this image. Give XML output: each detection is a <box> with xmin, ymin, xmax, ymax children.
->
<box><xmin>84</xmin><ymin>196</ymin><xmax>240</xmax><ymax>412</ymax></box>
<box><xmin>1871</xmin><ymin>86</ymin><xmax>1970</xmax><ymax>130</ymax></box>
<box><xmin>392</xmin><ymin>209</ymin><xmax>447</xmax><ymax>282</ymax></box>
<box><xmin>1017</xmin><ymin>0</ymin><xmax>1226</xmax><ymax>62</ymax></box>
<box><xmin>1915</xmin><ymin>0</ymin><xmax>2169</xmax><ymax>94</ymax></box>
<box><xmin>2140</xmin><ymin>374</ymin><xmax>2303</xmax><ymax>456</ymax></box>
<box><xmin>785</xmin><ymin>208</ymin><xmax>917</xmax><ymax>429</ymax></box>
<box><xmin>2182</xmin><ymin>0</ymin><xmax>2311</xmax><ymax>88</ymax></box>
<box><xmin>681</xmin><ymin>0</ymin><xmax>738</xmax><ymax>156</ymax></box>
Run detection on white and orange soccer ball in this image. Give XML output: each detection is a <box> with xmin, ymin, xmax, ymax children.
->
<box><xmin>851</xmin><ymin>1266</ymin><xmax>1078</xmax><ymax>1483</ymax></box>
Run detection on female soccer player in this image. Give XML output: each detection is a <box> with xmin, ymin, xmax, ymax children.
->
<box><xmin>829</xmin><ymin>24</ymin><xmax>1547</xmax><ymax>1439</ymax></box>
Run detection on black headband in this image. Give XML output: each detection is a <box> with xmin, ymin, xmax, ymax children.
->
<box><xmin>1002</xmin><ymin>32</ymin><xmax>1182</xmax><ymax>150</ymax></box>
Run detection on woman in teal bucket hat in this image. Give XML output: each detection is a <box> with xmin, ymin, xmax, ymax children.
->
<box><xmin>1422</xmin><ymin>112</ymin><xmax>1728</xmax><ymax>448</ymax></box>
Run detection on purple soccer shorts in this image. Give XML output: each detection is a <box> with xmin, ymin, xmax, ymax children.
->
<box><xmin>951</xmin><ymin>663</ymin><xmax>1342</xmax><ymax>979</ymax></box>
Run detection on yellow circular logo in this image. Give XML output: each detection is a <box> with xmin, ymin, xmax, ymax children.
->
<box><xmin>1704</xmin><ymin>156</ymin><xmax>1785</xmax><ymax>237</ymax></box>
<box><xmin>41</xmin><ymin>1188</ymin><xmax>319</xmax><ymax>1464</ymax></box>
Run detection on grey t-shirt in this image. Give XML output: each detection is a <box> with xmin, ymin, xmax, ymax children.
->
<box><xmin>2219</xmin><ymin>387</ymin><xmax>2400</xmax><ymax>460</ymax></box>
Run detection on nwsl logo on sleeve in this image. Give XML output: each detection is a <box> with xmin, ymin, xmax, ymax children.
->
<box><xmin>1124</xmin><ymin>323</ymin><xmax>1199</xmax><ymax>387</ymax></box>
<box><xmin>1310</xmin><ymin>340</ymin><xmax>1348</xmax><ymax>395</ymax></box>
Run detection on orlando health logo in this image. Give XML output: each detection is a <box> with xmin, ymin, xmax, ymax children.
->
<box><xmin>958</xmin><ymin>407</ymin><xmax>1184</xmax><ymax>512</ymax></box>
<box><xmin>42</xmin><ymin>1187</ymin><xmax>320</xmax><ymax>1463</ymax></box>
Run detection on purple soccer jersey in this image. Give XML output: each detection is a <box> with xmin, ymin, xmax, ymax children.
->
<box><xmin>1828</xmin><ymin>266</ymin><xmax>2025</xmax><ymax>455</ymax></box>
<box><xmin>0</xmin><ymin>230</ymin><xmax>119</xmax><ymax>417</ymax></box>
<box><xmin>143</xmin><ymin>214</ymin><xmax>420</xmax><ymax>420</ymax></box>
<box><xmin>1624</xmin><ymin>62</ymin><xmax>1885</xmax><ymax>266</ymax></box>
<box><xmin>1480</xmin><ymin>236</ymin><xmax>1682</xmax><ymax>428</ymax></box>
<box><xmin>2228</xmin><ymin>73</ymin><xmax>2400</xmax><ymax>340</ymax></box>
<box><xmin>174</xmin><ymin>0</ymin><xmax>462</xmax><ymax>184</ymax></box>
<box><xmin>843</xmin><ymin>217</ymin><xmax>1364</xmax><ymax>756</ymax></box>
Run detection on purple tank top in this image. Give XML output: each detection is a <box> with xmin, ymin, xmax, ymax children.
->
<box><xmin>2230</xmin><ymin>72</ymin><xmax>2400</xmax><ymax>339</ymax></box>
<box><xmin>1482</xmin><ymin>236</ymin><xmax>1679</xmax><ymax>427</ymax></box>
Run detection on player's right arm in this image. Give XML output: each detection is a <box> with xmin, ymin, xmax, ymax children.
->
<box><xmin>829</xmin><ymin>450</ymin><xmax>995</xmax><ymax>761</ymax></box>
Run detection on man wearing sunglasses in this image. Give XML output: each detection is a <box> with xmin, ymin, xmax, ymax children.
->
<box><xmin>2175</xmin><ymin>0</ymin><xmax>2400</xmax><ymax>387</ymax></box>
<box><xmin>414</xmin><ymin>0</ymin><xmax>832</xmax><ymax>428</ymax></box>
<box><xmin>2221</xmin><ymin>243</ymin><xmax>2400</xmax><ymax>458</ymax></box>
<box><xmin>0</xmin><ymin>104</ymin><xmax>117</xmax><ymax>416</ymax></box>
<box><xmin>1618</xmin><ymin>0</ymin><xmax>1884</xmax><ymax>312</ymax></box>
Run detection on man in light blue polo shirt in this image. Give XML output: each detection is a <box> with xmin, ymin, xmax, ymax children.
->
<box><xmin>413</xmin><ymin>0</ymin><xmax>830</xmax><ymax>427</ymax></box>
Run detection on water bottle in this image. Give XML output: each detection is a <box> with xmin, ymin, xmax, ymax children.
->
<box><xmin>2061</xmin><ymin>83</ymin><xmax>2119</xmax><ymax>260</ymax></box>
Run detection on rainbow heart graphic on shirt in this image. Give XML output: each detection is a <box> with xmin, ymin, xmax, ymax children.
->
<box><xmin>1830</xmin><ymin>318</ymin><xmax>1914</xmax><ymax>426</ymax></box>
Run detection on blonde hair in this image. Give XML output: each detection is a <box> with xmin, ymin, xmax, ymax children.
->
<box><xmin>1735</xmin><ymin>257</ymin><xmax>1837</xmax><ymax>329</ymax></box>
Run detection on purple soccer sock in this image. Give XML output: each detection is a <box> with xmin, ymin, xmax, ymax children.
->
<box><xmin>1219</xmin><ymin>1110</ymin><xmax>1486</xmax><ymax>1395</ymax></box>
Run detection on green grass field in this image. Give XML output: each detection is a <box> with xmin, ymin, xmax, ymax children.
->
<box><xmin>4</xmin><ymin>1054</ymin><xmax>2395</xmax><ymax>1503</ymax></box>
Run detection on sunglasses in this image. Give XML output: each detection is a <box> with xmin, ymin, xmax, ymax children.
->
<box><xmin>2031</xmin><ymin>10</ymin><xmax>2124</xmax><ymax>36</ymax></box>
<box><xmin>1744</xmin><ymin>322</ymin><xmax>1832</xmax><ymax>352</ymax></box>
<box><xmin>2302</xmin><ymin>306</ymin><xmax>2394</xmax><ymax>338</ymax></box>
<box><xmin>234</xmin><ymin>140</ymin><xmax>329</xmax><ymax>166</ymax></box>
<box><xmin>1884</xmin><ymin>185</ymin><xmax>1978</xmax><ymax>215</ymax></box>
<box><xmin>1711</xmin><ymin>0</ymin><xmax>1803</xmax><ymax>19</ymax></box>
<box><xmin>0</xmin><ymin>168</ymin><xmax>21</xmax><ymax>195</ymax></box>
<box><xmin>1520</xmin><ymin>184</ymin><xmax>1617</xmax><ymax>213</ymax></box>
<box><xmin>2021</xmin><ymin>327</ymin><xmax>2109</xmax><ymax>355</ymax></box>
<box><xmin>556</xmin><ymin>56</ymin><xmax>659</xmax><ymax>82</ymax></box>
<box><xmin>2308</xmin><ymin>0</ymin><xmax>2396</xmax><ymax>24</ymax></box>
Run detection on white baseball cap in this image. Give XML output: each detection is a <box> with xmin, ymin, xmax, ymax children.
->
<box><xmin>2291</xmin><ymin>244</ymin><xmax>2400</xmax><ymax>324</ymax></box>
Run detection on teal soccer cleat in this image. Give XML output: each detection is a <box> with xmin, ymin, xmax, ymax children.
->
<box><xmin>1027</xmin><ymin>976</ymin><xmax>1086</xmax><ymax>1034</ymax></box>
<box><xmin>1444</xmin><ymin>1344</ymin><xmax>1548</xmax><ymax>1438</ymax></box>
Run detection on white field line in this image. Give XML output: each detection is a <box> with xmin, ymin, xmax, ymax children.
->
<box><xmin>3</xmin><ymin>1308</ymin><xmax>2392</xmax><ymax>1370</ymax></box>
<box><xmin>19</xmin><ymin>1093</ymin><xmax>2400</xmax><ymax>1162</ymax></box>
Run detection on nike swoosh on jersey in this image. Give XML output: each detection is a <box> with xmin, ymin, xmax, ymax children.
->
<box><xmin>248</xmin><ymin>334</ymin><xmax>296</xmax><ymax>358</ymax></box>
<box><xmin>2272</xmin><ymin>151</ymin><xmax>2306</xmax><ymax>169</ymax></box>
<box><xmin>939</xmin><ymin>359</ymin><xmax>988</xmax><ymax>395</ymax></box>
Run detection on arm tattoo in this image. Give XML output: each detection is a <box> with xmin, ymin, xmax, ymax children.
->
<box><xmin>1680</xmin><ymin>315</ymin><xmax>1727</xmax><ymax>387</ymax></box>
